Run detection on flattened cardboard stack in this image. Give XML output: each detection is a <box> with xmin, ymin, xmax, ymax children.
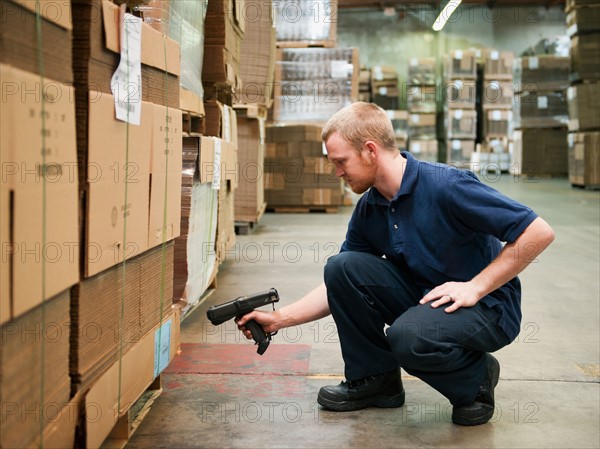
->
<box><xmin>1</xmin><ymin>291</ymin><xmax>71</xmax><ymax>449</ymax></box>
<box><xmin>566</xmin><ymin>0</ymin><xmax>600</xmax><ymax>188</ymax></box>
<box><xmin>1</xmin><ymin>4</ymin><xmax>79</xmax><ymax>446</ymax></box>
<box><xmin>265</xmin><ymin>124</ymin><xmax>343</xmax><ymax>209</ymax></box>
<box><xmin>173</xmin><ymin>137</ymin><xmax>219</xmax><ymax>313</ymax></box>
<box><xmin>512</xmin><ymin>56</ymin><xmax>570</xmax><ymax>176</ymax></box>
<box><xmin>233</xmin><ymin>0</ymin><xmax>275</xmax><ymax>226</ymax></box>
<box><xmin>202</xmin><ymin>0</ymin><xmax>244</xmax><ymax>102</ymax></box>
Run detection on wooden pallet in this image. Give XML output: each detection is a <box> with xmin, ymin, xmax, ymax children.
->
<box><xmin>235</xmin><ymin>202</ymin><xmax>267</xmax><ymax>235</ymax></box>
<box><xmin>266</xmin><ymin>205</ymin><xmax>339</xmax><ymax>214</ymax></box>
<box><xmin>182</xmin><ymin>110</ymin><xmax>205</xmax><ymax>135</ymax></box>
<box><xmin>233</xmin><ymin>104</ymin><xmax>269</xmax><ymax>120</ymax></box>
<box><xmin>276</xmin><ymin>40</ymin><xmax>335</xmax><ymax>48</ymax></box>
<box><xmin>100</xmin><ymin>377</ymin><xmax>163</xmax><ymax>449</ymax></box>
<box><xmin>571</xmin><ymin>182</ymin><xmax>600</xmax><ymax>191</ymax></box>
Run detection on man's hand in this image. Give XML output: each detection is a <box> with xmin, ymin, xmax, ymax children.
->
<box><xmin>419</xmin><ymin>281</ymin><xmax>481</xmax><ymax>313</ymax></box>
<box><xmin>236</xmin><ymin>310</ymin><xmax>283</xmax><ymax>340</ymax></box>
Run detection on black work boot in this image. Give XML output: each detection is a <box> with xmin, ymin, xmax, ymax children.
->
<box><xmin>452</xmin><ymin>353</ymin><xmax>500</xmax><ymax>426</ymax></box>
<box><xmin>317</xmin><ymin>368</ymin><xmax>405</xmax><ymax>412</ymax></box>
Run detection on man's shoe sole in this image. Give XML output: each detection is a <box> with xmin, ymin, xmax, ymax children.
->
<box><xmin>317</xmin><ymin>390</ymin><xmax>405</xmax><ymax>412</ymax></box>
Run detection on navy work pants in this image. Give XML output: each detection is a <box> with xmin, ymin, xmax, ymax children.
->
<box><xmin>324</xmin><ymin>251</ymin><xmax>512</xmax><ymax>406</ymax></box>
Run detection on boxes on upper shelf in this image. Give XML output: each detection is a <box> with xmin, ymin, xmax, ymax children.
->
<box><xmin>446</xmin><ymin>109</ymin><xmax>477</xmax><ymax>139</ymax></box>
<box><xmin>482</xmin><ymin>80</ymin><xmax>514</xmax><ymax>109</ymax></box>
<box><xmin>408</xmin><ymin>57</ymin><xmax>436</xmax><ymax>85</ymax></box>
<box><xmin>444</xmin><ymin>50</ymin><xmax>477</xmax><ymax>80</ymax></box>
<box><xmin>570</xmin><ymin>33</ymin><xmax>600</xmax><ymax>82</ymax></box>
<box><xmin>274</xmin><ymin>0</ymin><xmax>337</xmax><ymax>48</ymax></box>
<box><xmin>482</xmin><ymin>50</ymin><xmax>514</xmax><ymax>80</ymax></box>
<box><xmin>513</xmin><ymin>90</ymin><xmax>569</xmax><ymax>129</ymax></box>
<box><xmin>445</xmin><ymin>80</ymin><xmax>476</xmax><ymax>109</ymax></box>
<box><xmin>408</xmin><ymin>113</ymin><xmax>436</xmax><ymax>140</ymax></box>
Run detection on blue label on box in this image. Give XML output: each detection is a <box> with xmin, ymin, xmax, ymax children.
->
<box><xmin>154</xmin><ymin>319</ymin><xmax>172</xmax><ymax>378</ymax></box>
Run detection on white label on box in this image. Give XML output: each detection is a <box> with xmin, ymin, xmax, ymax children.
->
<box><xmin>452</xmin><ymin>140</ymin><xmax>462</xmax><ymax>150</ymax></box>
<box><xmin>492</xmin><ymin>110</ymin><xmax>502</xmax><ymax>121</ymax></box>
<box><xmin>331</xmin><ymin>60</ymin><xmax>351</xmax><ymax>78</ymax></box>
<box><xmin>412</xmin><ymin>143</ymin><xmax>421</xmax><ymax>153</ymax></box>
<box><xmin>454</xmin><ymin>80</ymin><xmax>463</xmax><ymax>90</ymax></box>
<box><xmin>373</xmin><ymin>66</ymin><xmax>383</xmax><ymax>81</ymax></box>
<box><xmin>529</xmin><ymin>57</ymin><xmax>539</xmax><ymax>69</ymax></box>
<box><xmin>378</xmin><ymin>87</ymin><xmax>388</xmax><ymax>95</ymax></box>
<box><xmin>567</xmin><ymin>87</ymin><xmax>575</xmax><ymax>101</ymax></box>
<box><xmin>410</xmin><ymin>58</ymin><xmax>418</xmax><ymax>67</ymax></box>
<box><xmin>567</xmin><ymin>133</ymin><xmax>574</xmax><ymax>147</ymax></box>
<box><xmin>490</xmin><ymin>50</ymin><xmax>499</xmax><ymax>60</ymax></box>
<box><xmin>110</xmin><ymin>8</ymin><xmax>142</xmax><ymax>125</ymax></box>
<box><xmin>223</xmin><ymin>107</ymin><xmax>231</xmax><ymax>142</ymax></box>
<box><xmin>455</xmin><ymin>50</ymin><xmax>463</xmax><ymax>60</ymax></box>
<box><xmin>154</xmin><ymin>319</ymin><xmax>172</xmax><ymax>378</ymax></box>
<box><xmin>410</xmin><ymin>114</ymin><xmax>420</xmax><ymax>124</ymax></box>
<box><xmin>212</xmin><ymin>139</ymin><xmax>222</xmax><ymax>190</ymax></box>
<box><xmin>537</xmin><ymin>96</ymin><xmax>548</xmax><ymax>109</ymax></box>
<box><xmin>453</xmin><ymin>110</ymin><xmax>464</xmax><ymax>119</ymax></box>
<box><xmin>489</xmin><ymin>81</ymin><xmax>500</xmax><ymax>90</ymax></box>
<box><xmin>387</xmin><ymin>110</ymin><xmax>396</xmax><ymax>119</ymax></box>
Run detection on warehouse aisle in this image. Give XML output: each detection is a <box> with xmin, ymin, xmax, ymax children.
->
<box><xmin>126</xmin><ymin>176</ymin><xmax>599</xmax><ymax>449</ymax></box>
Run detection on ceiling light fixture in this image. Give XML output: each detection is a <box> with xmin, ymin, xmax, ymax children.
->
<box><xmin>432</xmin><ymin>0</ymin><xmax>462</xmax><ymax>31</ymax></box>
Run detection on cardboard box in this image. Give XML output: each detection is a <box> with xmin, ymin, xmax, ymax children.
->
<box><xmin>1</xmin><ymin>0</ymin><xmax>73</xmax><ymax>83</ymax></box>
<box><xmin>484</xmin><ymin>110</ymin><xmax>513</xmax><ymax>138</ymax></box>
<box><xmin>512</xmin><ymin>129</ymin><xmax>568</xmax><ymax>176</ymax></box>
<box><xmin>447</xmin><ymin>139</ymin><xmax>476</xmax><ymax>164</ymax></box>
<box><xmin>482</xmin><ymin>50</ymin><xmax>514</xmax><ymax>80</ymax></box>
<box><xmin>408</xmin><ymin>140</ymin><xmax>438</xmax><ymax>163</ymax></box>
<box><xmin>408</xmin><ymin>113</ymin><xmax>436</xmax><ymax>139</ymax></box>
<box><xmin>407</xmin><ymin>85</ymin><xmax>437</xmax><ymax>113</ymax></box>
<box><xmin>513</xmin><ymin>56</ymin><xmax>570</xmax><ymax>93</ymax></box>
<box><xmin>204</xmin><ymin>101</ymin><xmax>239</xmax><ymax>149</ymax></box>
<box><xmin>235</xmin><ymin>116</ymin><xmax>266</xmax><ymax>222</ymax></box>
<box><xmin>86</xmin><ymin>92</ymin><xmax>152</xmax><ymax>277</ymax></box>
<box><xmin>446</xmin><ymin>109</ymin><xmax>477</xmax><ymax>139</ymax></box>
<box><xmin>408</xmin><ymin>57</ymin><xmax>436</xmax><ymax>85</ymax></box>
<box><xmin>566</xmin><ymin>5</ymin><xmax>600</xmax><ymax>36</ymax></box>
<box><xmin>568</xmin><ymin>132</ymin><xmax>600</xmax><ymax>187</ymax></box>
<box><xmin>0</xmin><ymin>65</ymin><xmax>79</xmax><ymax>321</ymax></box>
<box><xmin>445</xmin><ymin>79</ymin><xmax>477</xmax><ymax>109</ymax></box>
<box><xmin>86</xmin><ymin>309</ymin><xmax>180</xmax><ymax>449</ymax></box>
<box><xmin>0</xmin><ymin>290</ymin><xmax>71</xmax><ymax>449</ymax></box>
<box><xmin>513</xmin><ymin>90</ymin><xmax>569</xmax><ymax>129</ymax></box>
<box><xmin>71</xmin><ymin>0</ymin><xmax>180</xmax><ymax>109</ymax></box>
<box><xmin>482</xmin><ymin>80</ymin><xmax>514</xmax><ymax>110</ymax></box>
<box><xmin>180</xmin><ymin>88</ymin><xmax>205</xmax><ymax>116</ymax></box>
<box><xmin>387</xmin><ymin>110</ymin><xmax>409</xmax><ymax>140</ymax></box>
<box><xmin>198</xmin><ymin>137</ymin><xmax>238</xmax><ymax>189</ymax></box>
<box><xmin>444</xmin><ymin>50</ymin><xmax>477</xmax><ymax>80</ymax></box>
<box><xmin>71</xmin><ymin>243</ymin><xmax>174</xmax><ymax>392</ymax></box>
<box><xmin>148</xmin><ymin>105</ymin><xmax>183</xmax><ymax>249</ymax></box>
<box><xmin>567</xmin><ymin>83</ymin><xmax>600</xmax><ymax>131</ymax></box>
<box><xmin>570</xmin><ymin>33</ymin><xmax>600</xmax><ymax>82</ymax></box>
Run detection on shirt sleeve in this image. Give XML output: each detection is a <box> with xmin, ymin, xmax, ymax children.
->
<box><xmin>447</xmin><ymin>171</ymin><xmax>538</xmax><ymax>243</ymax></box>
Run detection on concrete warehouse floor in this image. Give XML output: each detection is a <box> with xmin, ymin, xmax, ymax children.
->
<box><xmin>126</xmin><ymin>175</ymin><xmax>599</xmax><ymax>449</ymax></box>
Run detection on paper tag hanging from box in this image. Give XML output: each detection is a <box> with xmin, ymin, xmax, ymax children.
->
<box><xmin>110</xmin><ymin>5</ymin><xmax>143</xmax><ymax>125</ymax></box>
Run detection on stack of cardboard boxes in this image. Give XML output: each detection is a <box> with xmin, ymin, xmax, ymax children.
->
<box><xmin>407</xmin><ymin>57</ymin><xmax>438</xmax><ymax>162</ymax></box>
<box><xmin>566</xmin><ymin>0</ymin><xmax>600</xmax><ymax>188</ymax></box>
<box><xmin>232</xmin><ymin>0</ymin><xmax>276</xmax><ymax>229</ymax></box>
<box><xmin>512</xmin><ymin>55</ymin><xmax>570</xmax><ymax>176</ymax></box>
<box><xmin>371</xmin><ymin>65</ymin><xmax>400</xmax><ymax>110</ymax></box>
<box><xmin>359</xmin><ymin>66</ymin><xmax>372</xmax><ymax>102</ymax></box>
<box><xmin>443</xmin><ymin>50</ymin><xmax>478</xmax><ymax>166</ymax></box>
<box><xmin>265</xmin><ymin>0</ymin><xmax>350</xmax><ymax>210</ymax></box>
<box><xmin>1</xmin><ymin>1</ymin><xmax>181</xmax><ymax>448</ymax></box>
<box><xmin>476</xmin><ymin>50</ymin><xmax>515</xmax><ymax>171</ymax></box>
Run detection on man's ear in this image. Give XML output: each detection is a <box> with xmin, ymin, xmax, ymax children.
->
<box><xmin>364</xmin><ymin>140</ymin><xmax>378</xmax><ymax>159</ymax></box>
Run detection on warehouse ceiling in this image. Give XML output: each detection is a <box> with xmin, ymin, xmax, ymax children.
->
<box><xmin>337</xmin><ymin>0</ymin><xmax>565</xmax><ymax>10</ymax></box>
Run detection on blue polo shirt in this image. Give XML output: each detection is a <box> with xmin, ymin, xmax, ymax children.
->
<box><xmin>340</xmin><ymin>152</ymin><xmax>538</xmax><ymax>341</ymax></box>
